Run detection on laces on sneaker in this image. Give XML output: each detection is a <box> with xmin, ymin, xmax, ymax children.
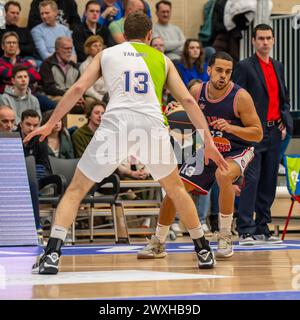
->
<box><xmin>218</xmin><ymin>233</ymin><xmax>232</xmax><ymax>248</ymax></box>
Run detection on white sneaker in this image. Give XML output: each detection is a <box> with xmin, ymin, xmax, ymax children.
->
<box><xmin>202</xmin><ymin>223</ymin><xmax>210</xmax><ymax>234</ymax></box>
<box><xmin>171</xmin><ymin>223</ymin><xmax>183</xmax><ymax>237</ymax></box>
<box><xmin>137</xmin><ymin>235</ymin><xmax>167</xmax><ymax>259</ymax></box>
<box><xmin>255</xmin><ymin>234</ymin><xmax>283</xmax><ymax>244</ymax></box>
<box><xmin>216</xmin><ymin>233</ymin><xmax>234</xmax><ymax>259</ymax></box>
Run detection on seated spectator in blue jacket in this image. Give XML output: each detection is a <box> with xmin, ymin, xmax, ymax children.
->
<box><xmin>176</xmin><ymin>39</ymin><xmax>209</xmax><ymax>87</ymax></box>
<box><xmin>96</xmin><ymin>0</ymin><xmax>123</xmax><ymax>26</ymax></box>
<box><xmin>31</xmin><ymin>0</ymin><xmax>76</xmax><ymax>61</ymax></box>
<box><xmin>95</xmin><ymin>0</ymin><xmax>151</xmax><ymax>26</ymax></box>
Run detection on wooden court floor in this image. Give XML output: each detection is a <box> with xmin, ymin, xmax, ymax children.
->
<box><xmin>1</xmin><ymin>238</ymin><xmax>300</xmax><ymax>300</ymax></box>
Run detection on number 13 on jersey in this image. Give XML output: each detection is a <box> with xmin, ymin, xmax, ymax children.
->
<box><xmin>124</xmin><ymin>71</ymin><xmax>149</xmax><ymax>94</ymax></box>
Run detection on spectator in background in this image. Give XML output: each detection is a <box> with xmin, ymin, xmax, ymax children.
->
<box><xmin>31</xmin><ymin>0</ymin><xmax>76</xmax><ymax>61</ymax></box>
<box><xmin>17</xmin><ymin>109</ymin><xmax>52</xmax><ymax>179</ymax></box>
<box><xmin>0</xmin><ymin>104</ymin><xmax>16</xmax><ymax>132</ymax></box>
<box><xmin>72</xmin><ymin>1</ymin><xmax>114</xmax><ymax>63</ymax></box>
<box><xmin>41</xmin><ymin>110</ymin><xmax>74</xmax><ymax>159</ymax></box>
<box><xmin>0</xmin><ymin>1</ymin><xmax>36</xmax><ymax>59</ymax></box>
<box><xmin>96</xmin><ymin>0</ymin><xmax>151</xmax><ymax>25</ymax></box>
<box><xmin>27</xmin><ymin>0</ymin><xmax>80</xmax><ymax>30</ymax></box>
<box><xmin>79</xmin><ymin>35</ymin><xmax>107</xmax><ymax>102</ymax></box>
<box><xmin>109</xmin><ymin>0</ymin><xmax>145</xmax><ymax>44</ymax></box>
<box><xmin>153</xmin><ymin>0</ymin><xmax>185</xmax><ymax>61</ymax></box>
<box><xmin>176</xmin><ymin>39</ymin><xmax>209</xmax><ymax>87</ymax></box>
<box><xmin>97</xmin><ymin>0</ymin><xmax>123</xmax><ymax>26</ymax></box>
<box><xmin>150</xmin><ymin>36</ymin><xmax>165</xmax><ymax>53</ymax></box>
<box><xmin>0</xmin><ymin>31</ymin><xmax>41</xmax><ymax>94</ymax></box>
<box><xmin>72</xmin><ymin>101</ymin><xmax>106</xmax><ymax>158</ymax></box>
<box><xmin>0</xmin><ymin>65</ymin><xmax>41</xmax><ymax>125</ymax></box>
<box><xmin>233</xmin><ymin>24</ymin><xmax>293</xmax><ymax>245</ymax></box>
<box><xmin>39</xmin><ymin>37</ymin><xmax>87</xmax><ymax>113</ymax></box>
<box><xmin>150</xmin><ymin>36</ymin><xmax>172</xmax><ymax>110</ymax></box>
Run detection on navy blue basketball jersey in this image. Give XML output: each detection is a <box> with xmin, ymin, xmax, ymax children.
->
<box><xmin>198</xmin><ymin>82</ymin><xmax>252</xmax><ymax>152</ymax></box>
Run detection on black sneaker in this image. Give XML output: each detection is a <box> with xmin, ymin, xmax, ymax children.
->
<box><xmin>32</xmin><ymin>251</ymin><xmax>60</xmax><ymax>274</ymax></box>
<box><xmin>197</xmin><ymin>246</ymin><xmax>216</xmax><ymax>269</ymax></box>
<box><xmin>239</xmin><ymin>233</ymin><xmax>262</xmax><ymax>246</ymax></box>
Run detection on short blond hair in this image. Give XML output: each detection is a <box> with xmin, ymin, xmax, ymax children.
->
<box><xmin>39</xmin><ymin>0</ymin><xmax>58</xmax><ymax>11</ymax></box>
<box><xmin>84</xmin><ymin>35</ymin><xmax>104</xmax><ymax>56</ymax></box>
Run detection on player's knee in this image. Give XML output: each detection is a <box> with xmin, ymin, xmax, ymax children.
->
<box><xmin>165</xmin><ymin>181</ymin><xmax>185</xmax><ymax>201</ymax></box>
<box><xmin>215</xmin><ymin>168</ymin><xmax>233</xmax><ymax>185</ymax></box>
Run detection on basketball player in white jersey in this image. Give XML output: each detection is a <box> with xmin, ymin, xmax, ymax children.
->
<box><xmin>25</xmin><ymin>11</ymin><xmax>228</xmax><ymax>274</ymax></box>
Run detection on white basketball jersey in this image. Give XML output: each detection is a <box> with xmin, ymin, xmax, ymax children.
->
<box><xmin>101</xmin><ymin>41</ymin><xmax>168</xmax><ymax>123</ymax></box>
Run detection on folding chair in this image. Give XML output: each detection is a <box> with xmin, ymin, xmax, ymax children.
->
<box><xmin>281</xmin><ymin>154</ymin><xmax>300</xmax><ymax>240</ymax></box>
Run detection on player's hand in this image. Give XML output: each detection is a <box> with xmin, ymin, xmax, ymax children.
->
<box><xmin>204</xmin><ymin>141</ymin><xmax>229</xmax><ymax>171</ymax></box>
<box><xmin>210</xmin><ymin>118</ymin><xmax>233</xmax><ymax>133</ymax></box>
<box><xmin>23</xmin><ymin>123</ymin><xmax>54</xmax><ymax>144</ymax></box>
<box><xmin>102</xmin><ymin>6</ymin><xmax>118</xmax><ymax>18</ymax></box>
<box><xmin>233</xmin><ymin>184</ymin><xmax>241</xmax><ymax>196</ymax></box>
<box><xmin>164</xmin><ymin>101</ymin><xmax>181</xmax><ymax>115</ymax></box>
<box><xmin>131</xmin><ymin>169</ymin><xmax>148</xmax><ymax>180</ymax></box>
<box><xmin>278</xmin><ymin>120</ymin><xmax>287</xmax><ymax>140</ymax></box>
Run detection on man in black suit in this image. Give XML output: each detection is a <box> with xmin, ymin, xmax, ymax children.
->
<box><xmin>232</xmin><ymin>24</ymin><xmax>293</xmax><ymax>245</ymax></box>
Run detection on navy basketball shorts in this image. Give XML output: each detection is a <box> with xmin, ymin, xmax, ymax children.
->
<box><xmin>179</xmin><ymin>147</ymin><xmax>254</xmax><ymax>194</ymax></box>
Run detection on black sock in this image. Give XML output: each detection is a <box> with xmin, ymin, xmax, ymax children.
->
<box><xmin>193</xmin><ymin>236</ymin><xmax>210</xmax><ymax>253</ymax></box>
<box><xmin>45</xmin><ymin>237</ymin><xmax>63</xmax><ymax>256</ymax></box>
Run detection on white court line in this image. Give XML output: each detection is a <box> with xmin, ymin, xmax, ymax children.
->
<box><xmin>5</xmin><ymin>270</ymin><xmax>230</xmax><ymax>286</ymax></box>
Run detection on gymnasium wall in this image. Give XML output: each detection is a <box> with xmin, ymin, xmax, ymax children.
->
<box><xmin>12</xmin><ymin>0</ymin><xmax>300</xmax><ymax>38</ymax></box>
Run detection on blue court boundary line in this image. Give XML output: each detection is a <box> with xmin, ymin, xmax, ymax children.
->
<box><xmin>1</xmin><ymin>240</ymin><xmax>300</xmax><ymax>258</ymax></box>
<box><xmin>110</xmin><ymin>290</ymin><xmax>300</xmax><ymax>300</ymax></box>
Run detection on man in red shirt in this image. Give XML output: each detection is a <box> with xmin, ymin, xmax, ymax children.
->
<box><xmin>233</xmin><ymin>24</ymin><xmax>293</xmax><ymax>245</ymax></box>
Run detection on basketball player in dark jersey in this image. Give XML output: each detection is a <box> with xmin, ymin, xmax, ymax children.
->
<box><xmin>138</xmin><ymin>51</ymin><xmax>263</xmax><ymax>260</ymax></box>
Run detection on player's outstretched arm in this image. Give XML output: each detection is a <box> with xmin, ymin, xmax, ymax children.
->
<box><xmin>165</xmin><ymin>58</ymin><xmax>228</xmax><ymax>170</ymax></box>
<box><xmin>24</xmin><ymin>52</ymin><xmax>103</xmax><ymax>144</ymax></box>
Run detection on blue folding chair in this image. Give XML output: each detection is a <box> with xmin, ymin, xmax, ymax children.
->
<box><xmin>282</xmin><ymin>155</ymin><xmax>300</xmax><ymax>240</ymax></box>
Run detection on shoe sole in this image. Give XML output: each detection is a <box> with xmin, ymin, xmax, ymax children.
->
<box><xmin>32</xmin><ymin>265</ymin><xmax>59</xmax><ymax>275</ymax></box>
<box><xmin>137</xmin><ymin>252</ymin><xmax>167</xmax><ymax>259</ymax></box>
<box><xmin>198</xmin><ymin>262</ymin><xmax>216</xmax><ymax>269</ymax></box>
<box><xmin>264</xmin><ymin>241</ymin><xmax>283</xmax><ymax>245</ymax></box>
<box><xmin>239</xmin><ymin>241</ymin><xmax>262</xmax><ymax>246</ymax></box>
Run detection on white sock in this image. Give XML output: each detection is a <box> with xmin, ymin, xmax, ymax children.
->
<box><xmin>188</xmin><ymin>225</ymin><xmax>204</xmax><ymax>239</ymax></box>
<box><xmin>155</xmin><ymin>223</ymin><xmax>170</xmax><ymax>243</ymax></box>
<box><xmin>219</xmin><ymin>213</ymin><xmax>233</xmax><ymax>234</ymax></box>
<box><xmin>50</xmin><ymin>225</ymin><xmax>68</xmax><ymax>242</ymax></box>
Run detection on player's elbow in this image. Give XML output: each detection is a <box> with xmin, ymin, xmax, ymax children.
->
<box><xmin>180</xmin><ymin>97</ymin><xmax>195</xmax><ymax>108</ymax></box>
<box><xmin>73</xmin><ymin>83</ymin><xmax>86</xmax><ymax>96</ymax></box>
